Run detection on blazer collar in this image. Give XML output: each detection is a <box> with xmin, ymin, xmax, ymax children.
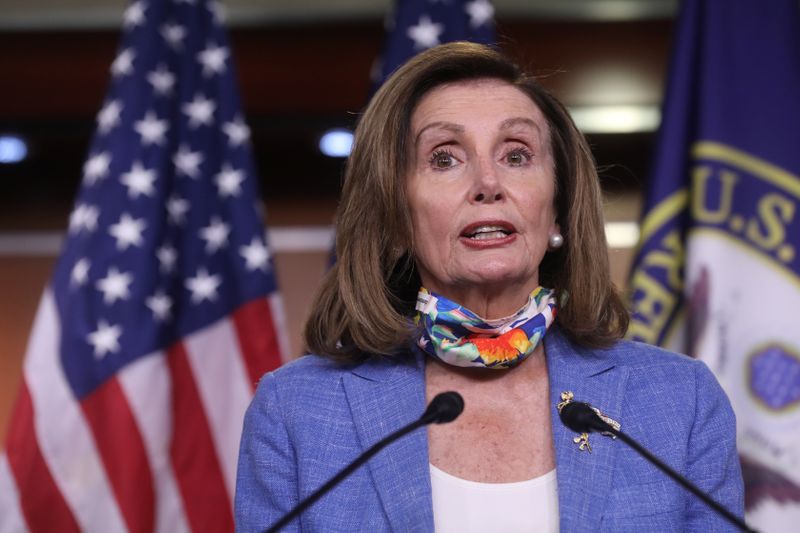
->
<box><xmin>343</xmin><ymin>350</ymin><xmax>434</xmax><ymax>532</ymax></box>
<box><xmin>546</xmin><ymin>327</ymin><xmax>629</xmax><ymax>532</ymax></box>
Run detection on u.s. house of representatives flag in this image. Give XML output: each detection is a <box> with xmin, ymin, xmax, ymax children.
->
<box><xmin>628</xmin><ymin>0</ymin><xmax>800</xmax><ymax>529</ymax></box>
<box><xmin>0</xmin><ymin>0</ymin><xmax>286</xmax><ymax>531</ymax></box>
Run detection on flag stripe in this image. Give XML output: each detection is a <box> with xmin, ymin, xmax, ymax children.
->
<box><xmin>233</xmin><ymin>297</ymin><xmax>284</xmax><ymax>388</ymax></box>
<box><xmin>184</xmin><ymin>314</ymin><xmax>253</xmax><ymax>501</ymax></box>
<box><xmin>4</xmin><ymin>382</ymin><xmax>77</xmax><ymax>533</ymax></box>
<box><xmin>167</xmin><ymin>342</ymin><xmax>234</xmax><ymax>532</ymax></box>
<box><xmin>81</xmin><ymin>377</ymin><xmax>156</xmax><ymax>533</ymax></box>
<box><xmin>24</xmin><ymin>289</ymin><xmax>127</xmax><ymax>531</ymax></box>
<box><xmin>0</xmin><ymin>454</ymin><xmax>30</xmax><ymax>533</ymax></box>
<box><xmin>118</xmin><ymin>352</ymin><xmax>191</xmax><ymax>533</ymax></box>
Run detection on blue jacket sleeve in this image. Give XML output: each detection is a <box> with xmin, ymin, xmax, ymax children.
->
<box><xmin>685</xmin><ymin>361</ymin><xmax>745</xmax><ymax>531</ymax></box>
<box><xmin>234</xmin><ymin>372</ymin><xmax>299</xmax><ymax>533</ymax></box>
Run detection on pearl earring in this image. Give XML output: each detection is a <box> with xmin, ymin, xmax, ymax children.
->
<box><xmin>548</xmin><ymin>233</ymin><xmax>564</xmax><ymax>249</ymax></box>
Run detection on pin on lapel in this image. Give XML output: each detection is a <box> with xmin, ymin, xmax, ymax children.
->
<box><xmin>557</xmin><ymin>391</ymin><xmax>621</xmax><ymax>453</ymax></box>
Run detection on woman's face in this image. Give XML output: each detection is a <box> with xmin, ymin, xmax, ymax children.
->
<box><xmin>406</xmin><ymin>78</ymin><xmax>559</xmax><ymax>304</ymax></box>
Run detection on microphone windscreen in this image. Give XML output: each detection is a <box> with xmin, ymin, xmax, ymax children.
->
<box><xmin>424</xmin><ymin>391</ymin><xmax>464</xmax><ymax>424</ymax></box>
<box><xmin>559</xmin><ymin>401</ymin><xmax>609</xmax><ymax>434</ymax></box>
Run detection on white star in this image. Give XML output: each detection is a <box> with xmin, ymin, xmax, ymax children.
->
<box><xmin>146</xmin><ymin>291</ymin><xmax>172</xmax><ymax>321</ymax></box>
<box><xmin>87</xmin><ymin>320</ymin><xmax>123</xmax><ymax>359</ymax></box>
<box><xmin>109</xmin><ymin>213</ymin><xmax>146</xmax><ymax>250</ymax></box>
<box><xmin>222</xmin><ymin>117</ymin><xmax>250</xmax><ymax>147</ymax></box>
<box><xmin>199</xmin><ymin>217</ymin><xmax>230</xmax><ymax>253</ymax></box>
<box><xmin>407</xmin><ymin>16</ymin><xmax>444</xmax><ymax>50</ymax></box>
<box><xmin>111</xmin><ymin>48</ymin><xmax>135</xmax><ymax>77</ymax></box>
<box><xmin>161</xmin><ymin>22</ymin><xmax>186</xmax><ymax>50</ymax></box>
<box><xmin>185</xmin><ymin>268</ymin><xmax>222</xmax><ymax>303</ymax></box>
<box><xmin>123</xmin><ymin>0</ymin><xmax>146</xmax><ymax>28</ymax></box>
<box><xmin>167</xmin><ymin>195</ymin><xmax>190</xmax><ymax>225</ymax></box>
<box><xmin>95</xmin><ymin>267</ymin><xmax>133</xmax><ymax>305</ymax></box>
<box><xmin>215</xmin><ymin>164</ymin><xmax>245</xmax><ymax>197</ymax></box>
<box><xmin>173</xmin><ymin>144</ymin><xmax>203</xmax><ymax>178</ymax></box>
<box><xmin>83</xmin><ymin>152</ymin><xmax>111</xmax><ymax>185</ymax></box>
<box><xmin>240</xmin><ymin>237</ymin><xmax>270</xmax><ymax>272</ymax></box>
<box><xmin>97</xmin><ymin>100</ymin><xmax>123</xmax><ymax>133</ymax></box>
<box><xmin>70</xmin><ymin>258</ymin><xmax>91</xmax><ymax>287</ymax></box>
<box><xmin>197</xmin><ymin>43</ymin><xmax>228</xmax><ymax>77</ymax></box>
<box><xmin>68</xmin><ymin>204</ymin><xmax>100</xmax><ymax>234</ymax></box>
<box><xmin>156</xmin><ymin>244</ymin><xmax>178</xmax><ymax>273</ymax></box>
<box><xmin>120</xmin><ymin>161</ymin><xmax>157</xmax><ymax>198</ymax></box>
<box><xmin>208</xmin><ymin>0</ymin><xmax>225</xmax><ymax>23</ymax></box>
<box><xmin>182</xmin><ymin>94</ymin><xmax>216</xmax><ymax>128</ymax></box>
<box><xmin>134</xmin><ymin>111</ymin><xmax>169</xmax><ymax>145</ymax></box>
<box><xmin>465</xmin><ymin>0</ymin><xmax>494</xmax><ymax>28</ymax></box>
<box><xmin>147</xmin><ymin>64</ymin><xmax>176</xmax><ymax>96</ymax></box>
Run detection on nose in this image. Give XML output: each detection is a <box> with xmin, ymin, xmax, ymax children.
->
<box><xmin>470</xmin><ymin>158</ymin><xmax>503</xmax><ymax>203</ymax></box>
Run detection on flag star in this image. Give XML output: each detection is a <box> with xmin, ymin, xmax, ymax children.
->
<box><xmin>83</xmin><ymin>152</ymin><xmax>111</xmax><ymax>185</ymax></box>
<box><xmin>185</xmin><ymin>268</ymin><xmax>222</xmax><ymax>303</ymax></box>
<box><xmin>109</xmin><ymin>213</ymin><xmax>146</xmax><ymax>250</ymax></box>
<box><xmin>70</xmin><ymin>258</ymin><xmax>91</xmax><ymax>287</ymax></box>
<box><xmin>134</xmin><ymin>110</ymin><xmax>169</xmax><ymax>145</ymax></box>
<box><xmin>97</xmin><ymin>100</ymin><xmax>123</xmax><ymax>133</ymax></box>
<box><xmin>182</xmin><ymin>94</ymin><xmax>216</xmax><ymax>128</ymax></box>
<box><xmin>240</xmin><ymin>237</ymin><xmax>270</xmax><ymax>272</ymax></box>
<box><xmin>173</xmin><ymin>144</ymin><xmax>203</xmax><ymax>178</ymax></box>
<box><xmin>465</xmin><ymin>0</ymin><xmax>494</xmax><ymax>28</ymax></box>
<box><xmin>215</xmin><ymin>164</ymin><xmax>245</xmax><ymax>197</ymax></box>
<box><xmin>111</xmin><ymin>48</ymin><xmax>135</xmax><ymax>77</ymax></box>
<box><xmin>407</xmin><ymin>16</ymin><xmax>444</xmax><ymax>50</ymax></box>
<box><xmin>157</xmin><ymin>244</ymin><xmax>178</xmax><ymax>273</ymax></box>
<box><xmin>167</xmin><ymin>195</ymin><xmax>190</xmax><ymax>225</ymax></box>
<box><xmin>95</xmin><ymin>267</ymin><xmax>133</xmax><ymax>305</ymax></box>
<box><xmin>123</xmin><ymin>0</ymin><xmax>147</xmax><ymax>28</ymax></box>
<box><xmin>222</xmin><ymin>117</ymin><xmax>250</xmax><ymax>147</ymax></box>
<box><xmin>199</xmin><ymin>217</ymin><xmax>230</xmax><ymax>253</ymax></box>
<box><xmin>161</xmin><ymin>22</ymin><xmax>186</xmax><ymax>50</ymax></box>
<box><xmin>146</xmin><ymin>291</ymin><xmax>172</xmax><ymax>321</ymax></box>
<box><xmin>87</xmin><ymin>320</ymin><xmax>123</xmax><ymax>359</ymax></box>
<box><xmin>68</xmin><ymin>204</ymin><xmax>100</xmax><ymax>234</ymax></box>
<box><xmin>208</xmin><ymin>0</ymin><xmax>225</xmax><ymax>23</ymax></box>
<box><xmin>147</xmin><ymin>64</ymin><xmax>176</xmax><ymax>96</ymax></box>
<box><xmin>197</xmin><ymin>43</ymin><xmax>228</xmax><ymax>77</ymax></box>
<box><xmin>120</xmin><ymin>161</ymin><xmax>157</xmax><ymax>198</ymax></box>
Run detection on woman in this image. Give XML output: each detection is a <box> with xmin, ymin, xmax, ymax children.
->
<box><xmin>235</xmin><ymin>42</ymin><xmax>744</xmax><ymax>532</ymax></box>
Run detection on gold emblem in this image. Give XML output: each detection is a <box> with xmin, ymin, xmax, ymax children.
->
<box><xmin>558</xmin><ymin>391</ymin><xmax>620</xmax><ymax>453</ymax></box>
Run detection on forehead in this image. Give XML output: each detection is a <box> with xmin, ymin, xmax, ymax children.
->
<box><xmin>410</xmin><ymin>78</ymin><xmax>549</xmax><ymax>135</ymax></box>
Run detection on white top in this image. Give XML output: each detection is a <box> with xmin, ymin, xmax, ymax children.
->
<box><xmin>430</xmin><ymin>464</ymin><xmax>559</xmax><ymax>533</ymax></box>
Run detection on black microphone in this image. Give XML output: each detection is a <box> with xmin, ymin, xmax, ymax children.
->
<box><xmin>264</xmin><ymin>391</ymin><xmax>464</xmax><ymax>533</ymax></box>
<box><xmin>559</xmin><ymin>401</ymin><xmax>757</xmax><ymax>533</ymax></box>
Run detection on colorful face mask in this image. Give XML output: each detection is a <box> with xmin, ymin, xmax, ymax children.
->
<box><xmin>415</xmin><ymin>287</ymin><xmax>557</xmax><ymax>369</ymax></box>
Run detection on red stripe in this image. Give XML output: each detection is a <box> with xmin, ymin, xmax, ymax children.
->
<box><xmin>232</xmin><ymin>297</ymin><xmax>283</xmax><ymax>390</ymax></box>
<box><xmin>5</xmin><ymin>380</ymin><xmax>80</xmax><ymax>533</ymax></box>
<box><xmin>80</xmin><ymin>377</ymin><xmax>155</xmax><ymax>533</ymax></box>
<box><xmin>167</xmin><ymin>342</ymin><xmax>234</xmax><ymax>533</ymax></box>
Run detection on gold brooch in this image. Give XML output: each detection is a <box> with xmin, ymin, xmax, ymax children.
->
<box><xmin>557</xmin><ymin>391</ymin><xmax>621</xmax><ymax>453</ymax></box>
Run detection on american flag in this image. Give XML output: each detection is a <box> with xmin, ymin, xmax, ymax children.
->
<box><xmin>0</xmin><ymin>1</ymin><xmax>286</xmax><ymax>531</ymax></box>
<box><xmin>372</xmin><ymin>0</ymin><xmax>496</xmax><ymax>92</ymax></box>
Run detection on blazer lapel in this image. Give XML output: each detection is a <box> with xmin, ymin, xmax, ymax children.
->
<box><xmin>343</xmin><ymin>351</ymin><xmax>434</xmax><ymax>532</ymax></box>
<box><xmin>546</xmin><ymin>329</ymin><xmax>630</xmax><ymax>532</ymax></box>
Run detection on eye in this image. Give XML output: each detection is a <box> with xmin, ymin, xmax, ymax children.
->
<box><xmin>429</xmin><ymin>149</ymin><xmax>457</xmax><ymax>170</ymax></box>
<box><xmin>504</xmin><ymin>147</ymin><xmax>533</xmax><ymax>167</ymax></box>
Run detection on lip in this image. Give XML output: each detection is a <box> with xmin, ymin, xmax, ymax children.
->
<box><xmin>458</xmin><ymin>219</ymin><xmax>518</xmax><ymax>249</ymax></box>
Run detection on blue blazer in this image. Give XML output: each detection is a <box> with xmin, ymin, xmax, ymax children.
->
<box><xmin>235</xmin><ymin>328</ymin><xmax>744</xmax><ymax>532</ymax></box>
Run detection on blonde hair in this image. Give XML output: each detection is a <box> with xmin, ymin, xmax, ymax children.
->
<box><xmin>304</xmin><ymin>42</ymin><xmax>629</xmax><ymax>361</ymax></box>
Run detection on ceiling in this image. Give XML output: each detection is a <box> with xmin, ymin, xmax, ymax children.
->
<box><xmin>2</xmin><ymin>0</ymin><xmax>677</xmax><ymax>29</ymax></box>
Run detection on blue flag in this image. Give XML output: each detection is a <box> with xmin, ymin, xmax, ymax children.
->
<box><xmin>371</xmin><ymin>0</ymin><xmax>496</xmax><ymax>93</ymax></box>
<box><xmin>628</xmin><ymin>0</ymin><xmax>800</xmax><ymax>528</ymax></box>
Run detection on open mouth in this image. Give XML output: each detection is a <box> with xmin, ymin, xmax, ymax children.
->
<box><xmin>460</xmin><ymin>222</ymin><xmax>516</xmax><ymax>241</ymax></box>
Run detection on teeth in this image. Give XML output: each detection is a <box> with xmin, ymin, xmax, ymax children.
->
<box><xmin>470</xmin><ymin>231</ymin><xmax>508</xmax><ymax>240</ymax></box>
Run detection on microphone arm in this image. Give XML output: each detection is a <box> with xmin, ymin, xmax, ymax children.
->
<box><xmin>559</xmin><ymin>401</ymin><xmax>757</xmax><ymax>533</ymax></box>
<box><xmin>264</xmin><ymin>391</ymin><xmax>464</xmax><ymax>533</ymax></box>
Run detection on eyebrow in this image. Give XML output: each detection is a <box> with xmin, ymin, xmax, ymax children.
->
<box><xmin>498</xmin><ymin>117</ymin><xmax>542</xmax><ymax>134</ymax></box>
<box><xmin>414</xmin><ymin>117</ymin><xmax>543</xmax><ymax>146</ymax></box>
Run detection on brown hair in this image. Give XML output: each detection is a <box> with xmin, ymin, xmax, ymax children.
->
<box><xmin>303</xmin><ymin>42</ymin><xmax>629</xmax><ymax>360</ymax></box>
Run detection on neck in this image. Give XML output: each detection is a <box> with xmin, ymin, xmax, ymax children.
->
<box><xmin>425</xmin><ymin>280</ymin><xmax>541</xmax><ymax>319</ymax></box>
